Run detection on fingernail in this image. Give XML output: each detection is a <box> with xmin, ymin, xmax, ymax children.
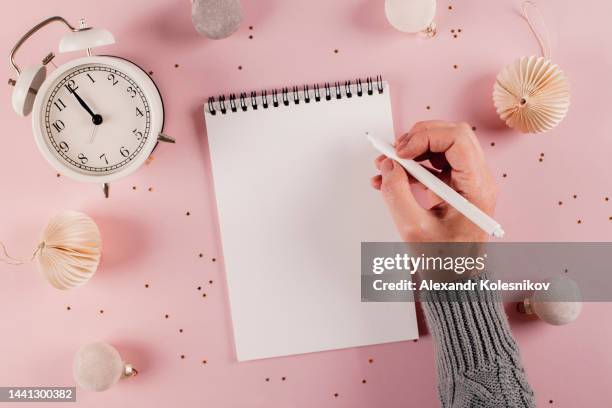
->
<box><xmin>396</xmin><ymin>132</ymin><xmax>412</xmax><ymax>147</ymax></box>
<box><xmin>396</xmin><ymin>138</ymin><xmax>408</xmax><ymax>152</ymax></box>
<box><xmin>381</xmin><ymin>158</ymin><xmax>394</xmax><ymax>174</ymax></box>
<box><xmin>396</xmin><ymin>133</ymin><xmax>410</xmax><ymax>144</ymax></box>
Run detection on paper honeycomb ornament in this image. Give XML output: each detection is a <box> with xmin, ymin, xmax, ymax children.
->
<box><xmin>493</xmin><ymin>56</ymin><xmax>570</xmax><ymax>133</ymax></box>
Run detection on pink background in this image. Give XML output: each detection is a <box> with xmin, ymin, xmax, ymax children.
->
<box><xmin>1</xmin><ymin>0</ymin><xmax>611</xmax><ymax>406</ymax></box>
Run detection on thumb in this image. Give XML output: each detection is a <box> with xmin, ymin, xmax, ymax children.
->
<box><xmin>379</xmin><ymin>158</ymin><xmax>430</xmax><ymax>239</ymax></box>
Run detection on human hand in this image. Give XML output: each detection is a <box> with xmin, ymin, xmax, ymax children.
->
<box><xmin>371</xmin><ymin>121</ymin><xmax>498</xmax><ymax>243</ymax></box>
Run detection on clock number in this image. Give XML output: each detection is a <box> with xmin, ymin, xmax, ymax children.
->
<box><xmin>52</xmin><ymin>120</ymin><xmax>65</xmax><ymax>133</ymax></box>
<box><xmin>132</xmin><ymin>128</ymin><xmax>143</xmax><ymax>140</ymax></box>
<box><xmin>119</xmin><ymin>146</ymin><xmax>130</xmax><ymax>157</ymax></box>
<box><xmin>107</xmin><ymin>74</ymin><xmax>119</xmax><ymax>86</ymax></box>
<box><xmin>126</xmin><ymin>86</ymin><xmax>137</xmax><ymax>98</ymax></box>
<box><xmin>87</xmin><ymin>73</ymin><xmax>96</xmax><ymax>83</ymax></box>
<box><xmin>99</xmin><ymin>153</ymin><xmax>108</xmax><ymax>165</ymax></box>
<box><xmin>77</xmin><ymin>153</ymin><xmax>88</xmax><ymax>164</ymax></box>
<box><xmin>54</xmin><ymin>98</ymin><xmax>67</xmax><ymax>112</ymax></box>
<box><xmin>59</xmin><ymin>141</ymin><xmax>69</xmax><ymax>152</ymax></box>
<box><xmin>64</xmin><ymin>79</ymin><xmax>78</xmax><ymax>93</ymax></box>
<box><xmin>136</xmin><ymin>107</ymin><xmax>143</xmax><ymax>117</ymax></box>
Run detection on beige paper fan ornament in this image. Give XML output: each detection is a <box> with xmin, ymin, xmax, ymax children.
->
<box><xmin>1</xmin><ymin>211</ymin><xmax>101</xmax><ymax>290</ymax></box>
<box><xmin>493</xmin><ymin>56</ymin><xmax>570</xmax><ymax>133</ymax></box>
<box><xmin>37</xmin><ymin>211</ymin><xmax>102</xmax><ymax>289</ymax></box>
<box><xmin>492</xmin><ymin>1</ymin><xmax>570</xmax><ymax>134</ymax></box>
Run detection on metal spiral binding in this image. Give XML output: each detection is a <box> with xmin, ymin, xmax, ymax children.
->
<box><xmin>272</xmin><ymin>89</ymin><xmax>279</xmax><ymax>107</ymax></box>
<box><xmin>229</xmin><ymin>94</ymin><xmax>237</xmax><ymax>112</ymax></box>
<box><xmin>239</xmin><ymin>92</ymin><xmax>248</xmax><ymax>111</ymax></box>
<box><xmin>293</xmin><ymin>86</ymin><xmax>300</xmax><ymax>104</ymax></box>
<box><xmin>206</xmin><ymin>76</ymin><xmax>384</xmax><ymax>115</ymax></box>
<box><xmin>334</xmin><ymin>82</ymin><xmax>342</xmax><ymax>99</ymax></box>
<box><xmin>219</xmin><ymin>95</ymin><xmax>227</xmax><ymax>114</ymax></box>
<box><xmin>262</xmin><ymin>90</ymin><xmax>268</xmax><ymax>108</ymax></box>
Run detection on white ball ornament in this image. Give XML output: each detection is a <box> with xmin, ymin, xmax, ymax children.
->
<box><xmin>191</xmin><ymin>0</ymin><xmax>243</xmax><ymax>39</ymax></box>
<box><xmin>384</xmin><ymin>0</ymin><xmax>437</xmax><ymax>36</ymax></box>
<box><xmin>520</xmin><ymin>276</ymin><xmax>582</xmax><ymax>325</ymax></box>
<box><xmin>73</xmin><ymin>342</ymin><xmax>137</xmax><ymax>392</ymax></box>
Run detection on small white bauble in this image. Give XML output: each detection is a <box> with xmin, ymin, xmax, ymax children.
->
<box><xmin>384</xmin><ymin>0</ymin><xmax>437</xmax><ymax>34</ymax></box>
<box><xmin>191</xmin><ymin>0</ymin><xmax>243</xmax><ymax>39</ymax></box>
<box><xmin>531</xmin><ymin>299</ymin><xmax>582</xmax><ymax>326</ymax></box>
<box><xmin>522</xmin><ymin>276</ymin><xmax>582</xmax><ymax>325</ymax></box>
<box><xmin>73</xmin><ymin>342</ymin><xmax>136</xmax><ymax>392</ymax></box>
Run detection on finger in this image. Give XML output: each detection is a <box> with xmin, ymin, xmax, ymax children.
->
<box><xmin>379</xmin><ymin>158</ymin><xmax>431</xmax><ymax>237</ymax></box>
<box><xmin>380</xmin><ymin>157</ymin><xmax>439</xmax><ymax>185</ymax></box>
<box><xmin>410</xmin><ymin>120</ymin><xmax>457</xmax><ymax>133</ymax></box>
<box><xmin>396</xmin><ymin>121</ymin><xmax>457</xmax><ymax>146</ymax></box>
<box><xmin>380</xmin><ymin>156</ymin><xmax>443</xmax><ymax>184</ymax></box>
<box><xmin>371</xmin><ymin>175</ymin><xmax>382</xmax><ymax>190</ymax></box>
<box><xmin>412</xmin><ymin>152</ymin><xmax>451</xmax><ymax>171</ymax></box>
<box><xmin>374</xmin><ymin>154</ymin><xmax>387</xmax><ymax>170</ymax></box>
<box><xmin>425</xmin><ymin>170</ymin><xmax>452</xmax><ymax>210</ymax></box>
<box><xmin>429</xmin><ymin>153</ymin><xmax>451</xmax><ymax>171</ymax></box>
<box><xmin>429</xmin><ymin>201</ymin><xmax>450</xmax><ymax>218</ymax></box>
<box><xmin>427</xmin><ymin>192</ymin><xmax>446</xmax><ymax>210</ymax></box>
<box><xmin>396</xmin><ymin>125</ymin><xmax>483</xmax><ymax>173</ymax></box>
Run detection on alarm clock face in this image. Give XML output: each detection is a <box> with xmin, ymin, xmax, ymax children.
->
<box><xmin>32</xmin><ymin>56</ymin><xmax>164</xmax><ymax>183</ymax></box>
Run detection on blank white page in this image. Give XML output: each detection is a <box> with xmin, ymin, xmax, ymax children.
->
<box><xmin>205</xmin><ymin>81</ymin><xmax>417</xmax><ymax>361</ymax></box>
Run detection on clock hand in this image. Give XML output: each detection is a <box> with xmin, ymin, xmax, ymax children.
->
<box><xmin>67</xmin><ymin>85</ymin><xmax>103</xmax><ymax>125</ymax></box>
<box><xmin>89</xmin><ymin>123</ymin><xmax>99</xmax><ymax>144</ymax></box>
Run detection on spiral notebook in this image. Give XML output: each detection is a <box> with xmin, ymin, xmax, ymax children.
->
<box><xmin>205</xmin><ymin>77</ymin><xmax>418</xmax><ymax>361</ymax></box>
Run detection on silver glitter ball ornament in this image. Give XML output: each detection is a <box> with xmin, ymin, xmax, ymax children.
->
<box><xmin>191</xmin><ymin>0</ymin><xmax>243</xmax><ymax>40</ymax></box>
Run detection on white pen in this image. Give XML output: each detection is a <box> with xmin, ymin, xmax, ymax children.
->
<box><xmin>367</xmin><ymin>134</ymin><xmax>505</xmax><ymax>239</ymax></box>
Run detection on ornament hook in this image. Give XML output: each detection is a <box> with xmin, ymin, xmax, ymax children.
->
<box><xmin>521</xmin><ymin>1</ymin><xmax>551</xmax><ymax>59</ymax></box>
<box><xmin>422</xmin><ymin>22</ymin><xmax>437</xmax><ymax>38</ymax></box>
<box><xmin>123</xmin><ymin>363</ymin><xmax>138</xmax><ymax>378</ymax></box>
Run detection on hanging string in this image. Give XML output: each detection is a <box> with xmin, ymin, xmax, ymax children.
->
<box><xmin>0</xmin><ymin>241</ymin><xmax>44</xmax><ymax>265</ymax></box>
<box><xmin>521</xmin><ymin>1</ymin><xmax>551</xmax><ymax>59</ymax></box>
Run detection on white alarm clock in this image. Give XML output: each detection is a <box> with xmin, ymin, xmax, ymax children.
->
<box><xmin>9</xmin><ymin>16</ymin><xmax>174</xmax><ymax>197</ymax></box>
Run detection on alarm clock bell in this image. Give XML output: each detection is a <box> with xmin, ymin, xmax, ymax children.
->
<box><xmin>9</xmin><ymin>17</ymin><xmax>114</xmax><ymax>117</ymax></box>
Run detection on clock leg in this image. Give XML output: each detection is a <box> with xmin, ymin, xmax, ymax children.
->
<box><xmin>157</xmin><ymin>133</ymin><xmax>176</xmax><ymax>143</ymax></box>
<box><xmin>103</xmin><ymin>183</ymin><xmax>110</xmax><ymax>198</ymax></box>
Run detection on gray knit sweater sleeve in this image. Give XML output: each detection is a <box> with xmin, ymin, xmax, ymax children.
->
<box><xmin>421</xmin><ymin>274</ymin><xmax>536</xmax><ymax>408</ymax></box>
